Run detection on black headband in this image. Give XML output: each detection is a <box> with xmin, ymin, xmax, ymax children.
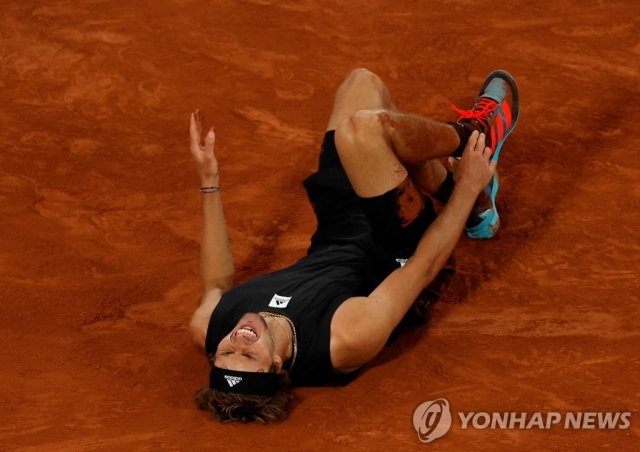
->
<box><xmin>209</xmin><ymin>366</ymin><xmax>280</xmax><ymax>397</ymax></box>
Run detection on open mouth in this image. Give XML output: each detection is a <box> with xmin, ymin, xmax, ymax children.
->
<box><xmin>235</xmin><ymin>323</ymin><xmax>258</xmax><ymax>339</ymax></box>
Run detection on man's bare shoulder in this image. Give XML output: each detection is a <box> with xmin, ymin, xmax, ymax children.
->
<box><xmin>189</xmin><ymin>288</ymin><xmax>224</xmax><ymax>353</ymax></box>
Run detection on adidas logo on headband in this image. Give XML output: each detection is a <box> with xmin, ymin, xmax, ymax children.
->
<box><xmin>224</xmin><ymin>375</ymin><xmax>243</xmax><ymax>387</ymax></box>
<box><xmin>211</xmin><ymin>367</ymin><xmax>280</xmax><ymax>396</ymax></box>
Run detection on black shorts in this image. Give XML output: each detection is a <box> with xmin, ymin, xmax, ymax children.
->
<box><xmin>303</xmin><ymin>131</ymin><xmax>438</xmax><ymax>262</ymax></box>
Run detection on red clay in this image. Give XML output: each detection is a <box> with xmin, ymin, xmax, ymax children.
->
<box><xmin>1</xmin><ymin>0</ymin><xmax>639</xmax><ymax>450</ymax></box>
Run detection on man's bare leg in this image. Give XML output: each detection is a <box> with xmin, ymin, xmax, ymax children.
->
<box><xmin>328</xmin><ymin>69</ymin><xmax>458</xmax><ymax>199</ymax></box>
<box><xmin>324</xmin><ymin>69</ymin><xmax>406</xmax><ymax>197</ymax></box>
<box><xmin>378</xmin><ymin>111</ymin><xmax>458</xmax><ymax>197</ymax></box>
<box><xmin>378</xmin><ymin>110</ymin><xmax>491</xmax><ymax>207</ymax></box>
<box><xmin>327</xmin><ymin>69</ymin><xmax>488</xmax><ymax>211</ymax></box>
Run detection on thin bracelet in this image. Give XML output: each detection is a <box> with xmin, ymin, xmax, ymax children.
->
<box><xmin>200</xmin><ymin>186</ymin><xmax>220</xmax><ymax>194</ymax></box>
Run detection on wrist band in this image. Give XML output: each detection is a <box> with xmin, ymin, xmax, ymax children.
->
<box><xmin>200</xmin><ymin>186</ymin><xmax>220</xmax><ymax>194</ymax></box>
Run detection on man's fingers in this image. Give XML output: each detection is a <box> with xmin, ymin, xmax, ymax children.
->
<box><xmin>465</xmin><ymin>130</ymin><xmax>479</xmax><ymax>152</ymax></box>
<box><xmin>204</xmin><ymin>128</ymin><xmax>215</xmax><ymax>154</ymax></box>
<box><xmin>474</xmin><ymin>133</ymin><xmax>486</xmax><ymax>153</ymax></box>
<box><xmin>190</xmin><ymin>112</ymin><xmax>201</xmax><ymax>145</ymax></box>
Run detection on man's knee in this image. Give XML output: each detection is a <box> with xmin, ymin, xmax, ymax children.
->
<box><xmin>344</xmin><ymin>68</ymin><xmax>383</xmax><ymax>86</ymax></box>
<box><xmin>340</xmin><ymin>68</ymin><xmax>386</xmax><ymax>98</ymax></box>
<box><xmin>334</xmin><ymin>109</ymin><xmax>393</xmax><ymax>165</ymax></box>
<box><xmin>333</xmin><ymin>108</ymin><xmax>406</xmax><ymax>198</ymax></box>
<box><xmin>335</xmin><ymin>109</ymin><xmax>384</xmax><ymax>148</ymax></box>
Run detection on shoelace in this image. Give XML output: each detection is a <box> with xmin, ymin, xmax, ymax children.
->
<box><xmin>444</xmin><ymin>97</ymin><xmax>498</xmax><ymax>127</ymax></box>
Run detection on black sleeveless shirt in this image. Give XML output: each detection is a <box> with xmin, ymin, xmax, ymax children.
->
<box><xmin>204</xmin><ymin>237</ymin><xmax>393</xmax><ymax>387</ymax></box>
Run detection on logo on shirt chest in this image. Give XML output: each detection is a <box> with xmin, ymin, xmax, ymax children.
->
<box><xmin>268</xmin><ymin>294</ymin><xmax>291</xmax><ymax>308</ymax></box>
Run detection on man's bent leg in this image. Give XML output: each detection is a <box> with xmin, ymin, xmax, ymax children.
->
<box><xmin>335</xmin><ymin>109</ymin><xmax>458</xmax><ymax>202</ymax></box>
<box><xmin>328</xmin><ymin>70</ymin><xmax>457</xmax><ymax>201</ymax></box>
<box><xmin>306</xmin><ymin>69</ymin><xmax>398</xmax><ymax>249</ymax></box>
<box><xmin>334</xmin><ymin>110</ymin><xmax>408</xmax><ymax>198</ymax></box>
<box><xmin>377</xmin><ymin>111</ymin><xmax>461</xmax><ymax>200</ymax></box>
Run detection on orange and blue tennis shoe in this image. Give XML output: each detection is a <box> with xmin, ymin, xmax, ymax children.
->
<box><xmin>451</xmin><ymin>70</ymin><xmax>520</xmax><ymax>239</ymax></box>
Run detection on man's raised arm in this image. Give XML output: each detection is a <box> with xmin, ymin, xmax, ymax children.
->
<box><xmin>188</xmin><ymin>110</ymin><xmax>234</xmax><ymax>351</ymax></box>
<box><xmin>331</xmin><ymin>131</ymin><xmax>497</xmax><ymax>372</ymax></box>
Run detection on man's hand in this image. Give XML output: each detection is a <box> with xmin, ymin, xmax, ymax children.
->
<box><xmin>190</xmin><ymin>109</ymin><xmax>219</xmax><ymax>186</ymax></box>
<box><xmin>448</xmin><ymin>130</ymin><xmax>497</xmax><ymax>195</ymax></box>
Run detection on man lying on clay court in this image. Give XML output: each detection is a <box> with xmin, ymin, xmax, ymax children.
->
<box><xmin>187</xmin><ymin>68</ymin><xmax>519</xmax><ymax>423</ymax></box>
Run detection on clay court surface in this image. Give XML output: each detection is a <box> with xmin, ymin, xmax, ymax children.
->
<box><xmin>2</xmin><ymin>0</ymin><xmax>640</xmax><ymax>450</ymax></box>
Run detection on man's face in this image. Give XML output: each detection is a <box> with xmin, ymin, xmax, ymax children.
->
<box><xmin>214</xmin><ymin>313</ymin><xmax>276</xmax><ymax>372</ymax></box>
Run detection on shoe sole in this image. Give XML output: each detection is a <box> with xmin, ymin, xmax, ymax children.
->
<box><xmin>465</xmin><ymin>70</ymin><xmax>519</xmax><ymax>239</ymax></box>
